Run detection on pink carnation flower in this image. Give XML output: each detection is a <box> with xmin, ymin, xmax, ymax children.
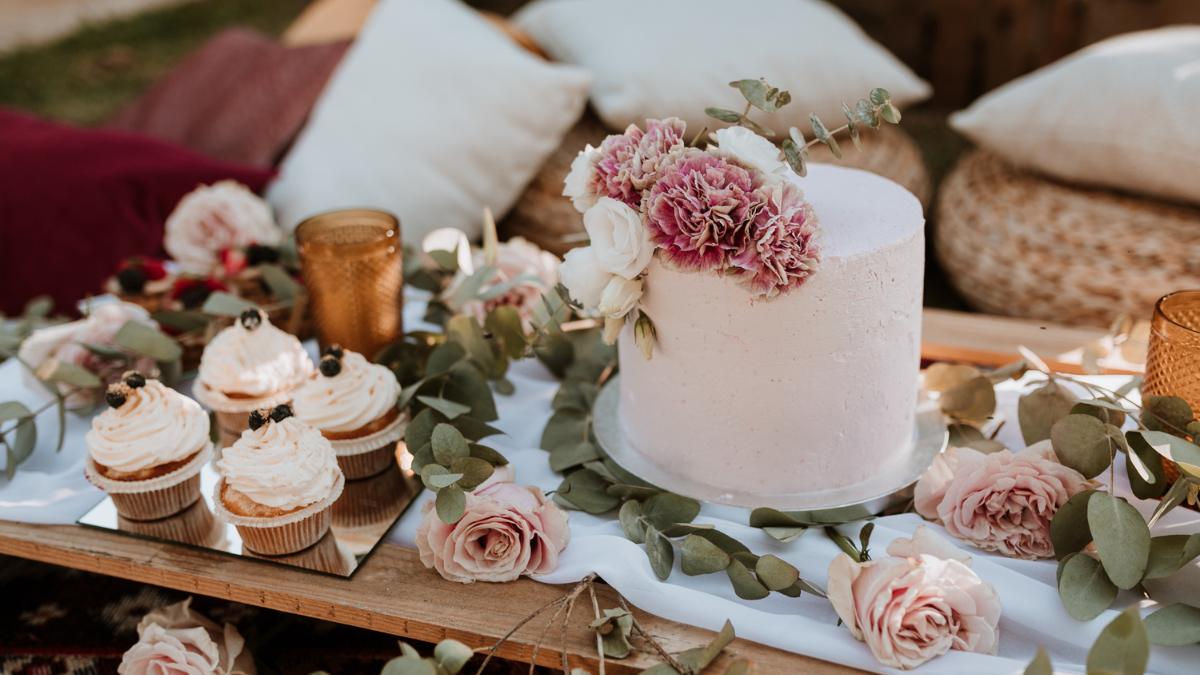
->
<box><xmin>642</xmin><ymin>149</ymin><xmax>761</xmax><ymax>271</ymax></box>
<box><xmin>592</xmin><ymin>118</ymin><xmax>687</xmax><ymax>208</ymax></box>
<box><xmin>727</xmin><ymin>181</ymin><xmax>820</xmax><ymax>298</ymax></box>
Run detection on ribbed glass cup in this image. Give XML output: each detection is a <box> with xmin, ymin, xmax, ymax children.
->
<box><xmin>296</xmin><ymin>210</ymin><xmax>403</xmax><ymax>358</ymax></box>
<box><xmin>1142</xmin><ymin>291</ymin><xmax>1200</xmax><ymax>485</ymax></box>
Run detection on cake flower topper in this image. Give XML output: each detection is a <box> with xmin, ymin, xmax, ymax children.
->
<box><xmin>558</xmin><ymin>79</ymin><xmax>903</xmax><ymax>357</ymax></box>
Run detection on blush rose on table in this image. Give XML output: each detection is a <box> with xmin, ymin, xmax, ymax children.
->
<box><xmin>119</xmin><ymin>597</ymin><xmax>255</xmax><ymax>675</ymax></box>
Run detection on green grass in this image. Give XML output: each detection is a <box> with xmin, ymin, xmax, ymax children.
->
<box><xmin>0</xmin><ymin>0</ymin><xmax>310</xmax><ymax>126</ymax></box>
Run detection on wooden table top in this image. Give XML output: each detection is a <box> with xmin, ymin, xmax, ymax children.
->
<box><xmin>0</xmin><ymin>307</ymin><xmax>1121</xmax><ymax>673</ymax></box>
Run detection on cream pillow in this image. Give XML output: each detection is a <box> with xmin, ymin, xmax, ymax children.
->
<box><xmin>268</xmin><ymin>0</ymin><xmax>591</xmax><ymax>243</ymax></box>
<box><xmin>513</xmin><ymin>0</ymin><xmax>929</xmax><ymax>134</ymax></box>
<box><xmin>952</xmin><ymin>26</ymin><xmax>1200</xmax><ymax>205</ymax></box>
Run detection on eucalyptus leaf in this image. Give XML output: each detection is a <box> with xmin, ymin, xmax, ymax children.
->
<box><xmin>869</xmin><ymin>87</ymin><xmax>891</xmax><ymax>105</ymax></box>
<box><xmin>1057</xmin><ymin>552</ymin><xmax>1118</xmax><ymax>620</ymax></box>
<box><xmin>855</xmin><ymin>99</ymin><xmax>879</xmax><ymax>128</ymax></box>
<box><xmin>443</xmin><ymin>363</ymin><xmax>497</xmax><ymax>421</ymax></box>
<box><xmin>259</xmin><ymin>264</ymin><xmax>300</xmax><ymax>301</ymax></box>
<box><xmin>556</xmin><ymin>469</ymin><xmax>620</xmax><ymax>514</ymax></box>
<box><xmin>1142</xmin><ymin>396</ymin><xmax>1193</xmax><ymax>433</ymax></box>
<box><xmin>1019</xmin><ymin>382</ymin><xmax>1076</xmax><ymax>444</ymax></box>
<box><xmin>762</xmin><ymin>526</ymin><xmax>808</xmax><ymax>543</ymax></box>
<box><xmin>200</xmin><ymin>291</ymin><xmax>257</xmax><ymax>317</ymax></box>
<box><xmin>468</xmin><ymin>443</ymin><xmax>508</xmax><ymax>466</ymax></box>
<box><xmin>445</xmin><ymin>315</ymin><xmax>494</xmax><ymax>373</ymax></box>
<box><xmin>1086</xmin><ymin>607</ymin><xmax>1148</xmax><ymax>675</ymax></box>
<box><xmin>0</xmin><ymin>401</ymin><xmax>33</xmax><ymax>423</ymax></box>
<box><xmin>425</xmin><ymin>341</ymin><xmax>467</xmax><ymax>378</ymax></box>
<box><xmin>420</xmin><ymin>465</ymin><xmax>462</xmax><ymax>490</ymax></box>
<box><xmin>551</xmin><ymin>381</ymin><xmax>597</xmax><ymax>413</ymax></box>
<box><xmin>605</xmin><ymin>483</ymin><xmax>662</xmax><ymax>501</ymax></box>
<box><xmin>114</xmin><ymin>321</ymin><xmax>181</xmax><ymax>362</ymax></box>
<box><xmin>880</xmin><ymin>102</ymin><xmax>902</xmax><ymax>124</ymax></box>
<box><xmin>1072</xmin><ymin>400</ymin><xmax>1127</xmax><ymax>428</ymax></box>
<box><xmin>448</xmin><ymin>456</ymin><xmax>494</xmax><ymax>490</ymax></box>
<box><xmin>549</xmin><ymin>440</ymin><xmax>600</xmax><ymax>472</ymax></box>
<box><xmin>1050</xmin><ymin>490</ymin><xmax>1095</xmax><ymax>559</ymax></box>
<box><xmin>842</xmin><ymin>102</ymin><xmax>862</xmax><ymax>150</ymax></box>
<box><xmin>78</xmin><ymin>341</ymin><xmax>127</xmax><ymax>361</ymax></box>
<box><xmin>677</xmin><ymin>620</ymin><xmax>735</xmax><ymax>673</ymax></box>
<box><xmin>1147</xmin><ymin>474</ymin><xmax>1192</xmax><ymax>528</ymax></box>
<box><xmin>726</xmin><ymin>559</ymin><xmax>769</xmax><ymax>600</ymax></box>
<box><xmin>947</xmin><ymin>423</ymin><xmax>985</xmax><ymax>446</ymax></box>
<box><xmin>431</xmin><ymin>423</ymin><xmax>470</xmax><ymax>465</ymax></box>
<box><xmin>642</xmin><ymin>493</ymin><xmax>701</xmax><ymax>529</ymax></box>
<box><xmin>724</xmin><ymin>658</ymin><xmax>751</xmax><ymax>675</ymax></box>
<box><xmin>705</xmin><ymin>107</ymin><xmax>743</xmax><ymax>124</ymax></box>
<box><xmin>681</xmin><ymin>534</ymin><xmax>732</xmax><ymax>575</ymax></box>
<box><xmin>940</xmin><ymin>375</ymin><xmax>996</xmax><ymax>423</ymax></box>
<box><xmin>435</xmin><ymin>485</ymin><xmax>466</xmax><ymax>523</ymax></box>
<box><xmin>730</xmin><ymin>78</ymin><xmax>772</xmax><ymax>111</ymax></box>
<box><xmin>1087</xmin><ymin>492</ymin><xmax>1150</xmax><ymax>589</ymax></box>
<box><xmin>380</xmin><ymin>657</ymin><xmax>436</xmax><ymax>675</ymax></box>
<box><xmin>450</xmin><ymin>416</ymin><xmax>502</xmax><ymax>441</ymax></box>
<box><xmin>1143</xmin><ymin>534</ymin><xmax>1200</xmax><ymax>579</ymax></box>
<box><xmin>755</xmin><ymin>554</ymin><xmax>800</xmax><ymax>591</ymax></box>
<box><xmin>416</xmin><ymin>396</ymin><xmax>471</xmax><ymax>420</ymax></box>
<box><xmin>1136</xmin><ymin>430</ymin><xmax>1200</xmax><ymax>471</ymax></box>
<box><xmin>1125</xmin><ymin>432</ymin><xmax>1167</xmax><ymax>499</ymax></box>
<box><xmin>1024</xmin><ymin>647</ymin><xmax>1053</xmax><ymax>675</ymax></box>
<box><xmin>1144</xmin><ymin>603</ymin><xmax>1200</xmax><ymax>646</ymax></box>
<box><xmin>9</xmin><ymin>416</ymin><xmax>37</xmax><ymax>476</ymax></box>
<box><xmin>405</xmin><ymin>409</ymin><xmax>439</xmax><ymax>449</ymax></box>
<box><xmin>619</xmin><ymin>499</ymin><xmax>646</xmax><ymax>543</ymax></box>
<box><xmin>644</xmin><ymin>525</ymin><xmax>674</xmax><ymax>580</ymax></box>
<box><xmin>781</xmin><ymin>138</ymin><xmax>807</xmax><ymax>177</ymax></box>
<box><xmin>692</xmin><ymin>529</ymin><xmax>752</xmax><ymax>557</ymax></box>
<box><xmin>1051</xmin><ymin>414</ymin><xmax>1112</xmax><ymax>478</ymax></box>
<box><xmin>540</xmin><ymin>408</ymin><xmax>588</xmax><ymax>453</ymax></box>
<box><xmin>737</xmin><ymin>115</ymin><xmax>775</xmax><ymax>138</ymax></box>
<box><xmin>485</xmin><ymin>306</ymin><xmax>526</xmax><ymax>360</ymax></box>
<box><xmin>809</xmin><ymin>114</ymin><xmax>840</xmax><ymax>158</ymax></box>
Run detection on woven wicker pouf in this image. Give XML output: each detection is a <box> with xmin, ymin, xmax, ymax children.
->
<box><xmin>500</xmin><ymin>115</ymin><xmax>932</xmax><ymax>256</ymax></box>
<box><xmin>936</xmin><ymin>151</ymin><xmax>1200</xmax><ymax>328</ymax></box>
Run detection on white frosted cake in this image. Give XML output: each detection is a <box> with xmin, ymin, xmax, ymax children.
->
<box><xmin>615</xmin><ymin>164</ymin><xmax>924</xmax><ymax>496</ymax></box>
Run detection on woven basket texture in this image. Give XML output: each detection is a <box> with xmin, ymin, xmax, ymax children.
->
<box><xmin>935</xmin><ymin>151</ymin><xmax>1200</xmax><ymax>328</ymax></box>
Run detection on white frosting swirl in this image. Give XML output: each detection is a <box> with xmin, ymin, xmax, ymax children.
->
<box><xmin>292</xmin><ymin>352</ymin><xmax>400</xmax><ymax>433</ymax></box>
<box><xmin>217</xmin><ymin>417</ymin><xmax>341</xmax><ymax>511</ymax></box>
<box><xmin>197</xmin><ymin>315</ymin><xmax>312</xmax><ymax>401</ymax></box>
<box><xmin>86</xmin><ymin>380</ymin><xmax>209</xmax><ymax>473</ymax></box>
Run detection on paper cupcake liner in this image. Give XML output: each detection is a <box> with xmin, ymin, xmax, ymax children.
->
<box><xmin>245</xmin><ymin>531</ymin><xmax>356</xmax><ymax>574</ymax></box>
<box><xmin>327</xmin><ymin>412</ymin><xmax>407</xmax><ymax>479</ymax></box>
<box><xmin>193</xmin><ymin>380</ymin><xmax>297</xmax><ymax>414</ymax></box>
<box><xmin>117</xmin><ymin>500</ymin><xmax>223</xmax><ymax>547</ymax></box>
<box><xmin>212</xmin><ymin>473</ymin><xmax>345</xmax><ymax>555</ymax></box>
<box><xmin>331</xmin><ymin>467</ymin><xmax>412</xmax><ymax>530</ymax></box>
<box><xmin>85</xmin><ymin>444</ymin><xmax>212</xmax><ymax>521</ymax></box>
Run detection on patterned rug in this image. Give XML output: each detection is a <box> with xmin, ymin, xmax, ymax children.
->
<box><xmin>0</xmin><ymin>554</ymin><xmax>532</xmax><ymax>674</ymax></box>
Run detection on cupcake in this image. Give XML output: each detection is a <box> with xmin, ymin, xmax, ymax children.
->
<box><xmin>194</xmin><ymin>308</ymin><xmax>312</xmax><ymax>447</ymax></box>
<box><xmin>213</xmin><ymin>404</ymin><xmax>344</xmax><ymax>555</ymax></box>
<box><xmin>84</xmin><ymin>372</ymin><xmax>212</xmax><ymax>521</ymax></box>
<box><xmin>118</xmin><ymin>499</ymin><xmax>224</xmax><ymax>548</ymax></box>
<box><xmin>292</xmin><ymin>345</ymin><xmax>406</xmax><ymax>479</ymax></box>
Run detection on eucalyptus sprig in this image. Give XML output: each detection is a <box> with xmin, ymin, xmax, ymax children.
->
<box><xmin>705</xmin><ymin>78</ymin><xmax>903</xmax><ymax>176</ymax></box>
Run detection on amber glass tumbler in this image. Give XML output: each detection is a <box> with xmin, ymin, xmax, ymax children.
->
<box><xmin>1143</xmin><ymin>291</ymin><xmax>1200</xmax><ymax>410</ymax></box>
<box><xmin>296</xmin><ymin>209</ymin><xmax>403</xmax><ymax>358</ymax></box>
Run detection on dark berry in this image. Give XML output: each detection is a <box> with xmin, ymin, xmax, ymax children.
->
<box><xmin>324</xmin><ymin>344</ymin><xmax>344</xmax><ymax>360</ymax></box>
<box><xmin>123</xmin><ymin>371</ymin><xmax>146</xmax><ymax>388</ymax></box>
<box><xmin>105</xmin><ymin>385</ymin><xmax>127</xmax><ymax>409</ymax></box>
<box><xmin>270</xmin><ymin>404</ymin><xmax>293</xmax><ymax>423</ymax></box>
<box><xmin>319</xmin><ymin>356</ymin><xmax>342</xmax><ymax>377</ymax></box>
<box><xmin>116</xmin><ymin>267</ymin><xmax>148</xmax><ymax>294</ymax></box>
<box><xmin>245</xmin><ymin>244</ymin><xmax>281</xmax><ymax>267</ymax></box>
<box><xmin>239</xmin><ymin>308</ymin><xmax>263</xmax><ymax>330</ymax></box>
<box><xmin>177</xmin><ymin>283</ymin><xmax>212</xmax><ymax>309</ymax></box>
<box><xmin>248</xmin><ymin>409</ymin><xmax>267</xmax><ymax>431</ymax></box>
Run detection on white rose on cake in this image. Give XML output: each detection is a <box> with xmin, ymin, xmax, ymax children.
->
<box><xmin>598</xmin><ymin>276</ymin><xmax>642</xmax><ymax>319</ymax></box>
<box><xmin>559</xmin><ymin>246</ymin><xmax>610</xmax><ymax>311</ymax></box>
<box><xmin>164</xmin><ymin>180</ymin><xmax>282</xmax><ymax>275</ymax></box>
<box><xmin>584</xmin><ymin>197</ymin><xmax>654</xmax><ymax>279</ymax></box>
<box><xmin>711</xmin><ymin>126</ymin><xmax>789</xmax><ymax>184</ymax></box>
<box><xmin>563</xmin><ymin>145</ymin><xmax>599</xmax><ymax>213</ymax></box>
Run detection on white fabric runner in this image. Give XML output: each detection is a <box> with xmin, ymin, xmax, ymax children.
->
<box><xmin>3</xmin><ymin>297</ymin><xmax>1198</xmax><ymax>674</ymax></box>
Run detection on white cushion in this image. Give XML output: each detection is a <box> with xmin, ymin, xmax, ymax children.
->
<box><xmin>513</xmin><ymin>0</ymin><xmax>929</xmax><ymax>134</ymax></box>
<box><xmin>951</xmin><ymin>26</ymin><xmax>1200</xmax><ymax>206</ymax></box>
<box><xmin>268</xmin><ymin>0</ymin><xmax>590</xmax><ymax>243</ymax></box>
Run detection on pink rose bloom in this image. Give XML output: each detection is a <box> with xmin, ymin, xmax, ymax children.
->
<box><xmin>643</xmin><ymin>149</ymin><xmax>760</xmax><ymax>271</ymax></box>
<box><xmin>119</xmin><ymin>598</ymin><xmax>254</xmax><ymax>675</ymax></box>
<box><xmin>727</xmin><ymin>181</ymin><xmax>820</xmax><ymax>298</ymax></box>
<box><xmin>828</xmin><ymin>528</ymin><xmax>1001</xmax><ymax>670</ymax></box>
<box><xmin>914</xmin><ymin>442</ymin><xmax>1093</xmax><ymax>559</ymax></box>
<box><xmin>453</xmin><ymin>237</ymin><xmax>559</xmax><ymax>329</ymax></box>
<box><xmin>591</xmin><ymin>118</ymin><xmax>687</xmax><ymax>208</ymax></box>
<box><xmin>17</xmin><ymin>301</ymin><xmax>159</xmax><ymax>406</ymax></box>
<box><xmin>416</xmin><ymin>478</ymin><xmax>570</xmax><ymax>583</ymax></box>
<box><xmin>164</xmin><ymin>180</ymin><xmax>281</xmax><ymax>275</ymax></box>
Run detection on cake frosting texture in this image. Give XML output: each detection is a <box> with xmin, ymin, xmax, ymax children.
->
<box><xmin>616</xmin><ymin>164</ymin><xmax>924</xmax><ymax>496</ymax></box>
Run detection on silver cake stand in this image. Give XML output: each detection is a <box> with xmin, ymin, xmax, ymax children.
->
<box><xmin>592</xmin><ymin>376</ymin><xmax>948</xmax><ymax>516</ymax></box>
